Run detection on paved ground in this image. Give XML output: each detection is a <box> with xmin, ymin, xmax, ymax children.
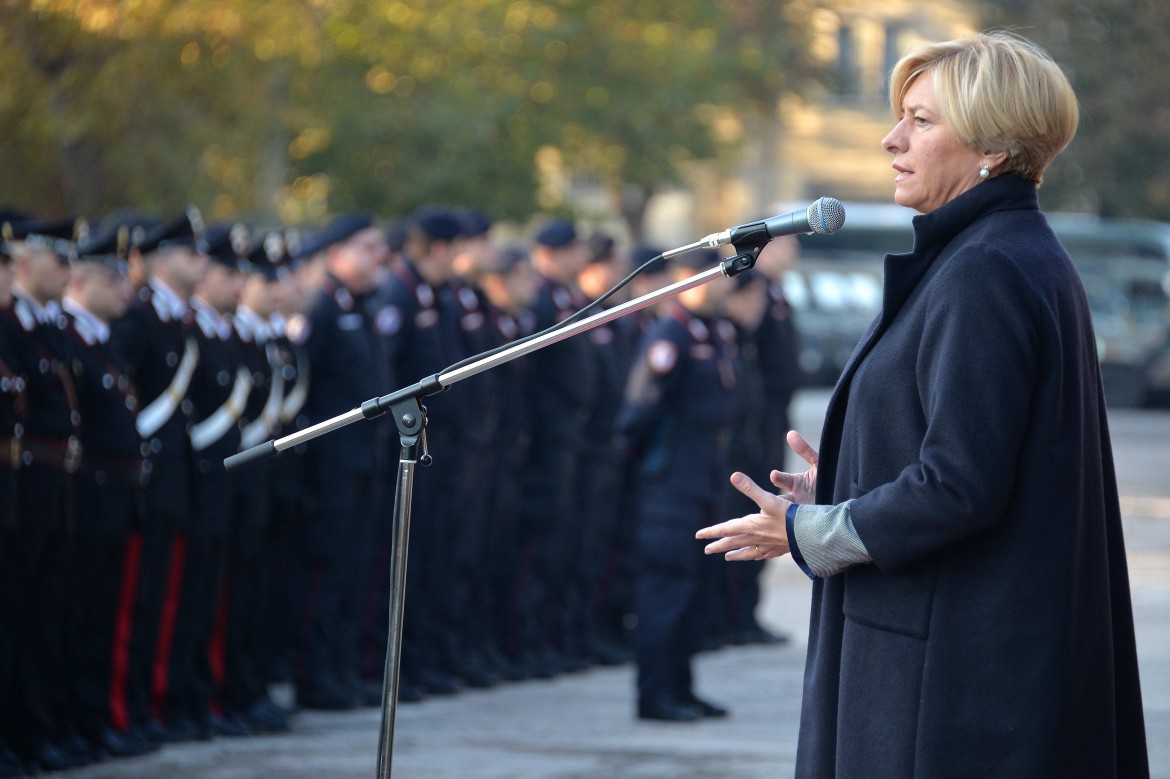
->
<box><xmin>57</xmin><ymin>390</ymin><xmax>1170</xmax><ymax>778</ymax></box>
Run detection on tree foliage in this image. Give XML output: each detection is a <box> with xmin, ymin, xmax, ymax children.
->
<box><xmin>981</xmin><ymin>0</ymin><xmax>1170</xmax><ymax>219</ymax></box>
<box><xmin>0</xmin><ymin>0</ymin><xmax>817</xmax><ymax>233</ymax></box>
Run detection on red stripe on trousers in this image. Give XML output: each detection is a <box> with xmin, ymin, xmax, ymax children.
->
<box><xmin>109</xmin><ymin>532</ymin><xmax>144</xmax><ymax>732</ymax></box>
<box><xmin>151</xmin><ymin>533</ymin><xmax>187</xmax><ymax>722</ymax></box>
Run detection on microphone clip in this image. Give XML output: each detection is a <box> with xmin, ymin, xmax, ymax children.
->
<box><xmin>722</xmin><ymin>237</ymin><xmax>767</xmax><ymax>278</ymax></box>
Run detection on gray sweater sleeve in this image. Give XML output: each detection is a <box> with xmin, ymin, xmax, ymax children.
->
<box><xmin>792</xmin><ymin>500</ymin><xmax>872</xmax><ymax>578</ymax></box>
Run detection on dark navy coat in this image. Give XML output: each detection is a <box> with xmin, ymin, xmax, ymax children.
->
<box><xmin>799</xmin><ymin>175</ymin><xmax>1148</xmax><ymax>777</ymax></box>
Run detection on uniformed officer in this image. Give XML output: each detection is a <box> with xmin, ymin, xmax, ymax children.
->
<box><xmin>0</xmin><ymin>221</ymin><xmax>34</xmax><ymax>777</ymax></box>
<box><xmin>370</xmin><ymin>206</ymin><xmax>465</xmax><ymax>698</ymax></box>
<box><xmin>223</xmin><ymin>232</ymin><xmax>292</xmax><ymax>731</ymax></box>
<box><xmin>732</xmin><ymin>236</ymin><xmax>800</xmax><ymax>646</ymax></box>
<box><xmin>520</xmin><ymin>218</ymin><xmax>596</xmax><ymax>675</ymax></box>
<box><xmin>0</xmin><ymin>216</ymin><xmax>89</xmax><ymax>770</ymax></box>
<box><xmin>445</xmin><ymin>208</ymin><xmax>506</xmax><ymax>688</ymax></box>
<box><xmin>575</xmin><ymin>232</ymin><xmax>636</xmax><ymax>665</ymax></box>
<box><xmin>616</xmin><ymin>248</ymin><xmax>736</xmax><ymax>722</ymax></box>
<box><xmin>471</xmin><ymin>246</ymin><xmax>539</xmax><ymax>679</ymax></box>
<box><xmin>294</xmin><ymin>214</ymin><xmax>392</xmax><ymax>710</ymax></box>
<box><xmin>753</xmin><ymin>236</ymin><xmax>803</xmax><ymax>481</ymax></box>
<box><xmin>59</xmin><ymin>224</ymin><xmax>159</xmax><ymax>759</ymax></box>
<box><xmin>261</xmin><ymin>228</ymin><xmax>312</xmax><ymax>689</ymax></box>
<box><xmin>600</xmin><ymin>244</ymin><xmax>671</xmax><ymax>662</ymax></box>
<box><xmin>109</xmin><ymin>209</ymin><xmax>207</xmax><ymax>744</ymax></box>
<box><xmin>162</xmin><ymin>222</ymin><xmax>250</xmax><ymax>740</ymax></box>
<box><xmin>712</xmin><ymin>271</ymin><xmax>781</xmax><ymax>647</ymax></box>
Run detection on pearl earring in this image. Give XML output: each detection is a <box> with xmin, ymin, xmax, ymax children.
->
<box><xmin>979</xmin><ymin>164</ymin><xmax>990</xmax><ymax>180</ymax></box>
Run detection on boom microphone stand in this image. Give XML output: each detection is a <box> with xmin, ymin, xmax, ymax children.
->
<box><xmin>224</xmin><ymin>198</ymin><xmax>843</xmax><ymax>777</ymax></box>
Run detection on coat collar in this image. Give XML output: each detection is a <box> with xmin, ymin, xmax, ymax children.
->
<box><xmin>908</xmin><ymin>173</ymin><xmax>1039</xmax><ymax>258</ymax></box>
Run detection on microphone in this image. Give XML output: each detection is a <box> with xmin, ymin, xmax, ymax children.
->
<box><xmin>701</xmin><ymin>197</ymin><xmax>846</xmax><ymax>248</ymax></box>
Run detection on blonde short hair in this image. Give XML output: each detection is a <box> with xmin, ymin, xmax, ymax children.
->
<box><xmin>889</xmin><ymin>31</ymin><xmax>1079</xmax><ymax>185</ymax></box>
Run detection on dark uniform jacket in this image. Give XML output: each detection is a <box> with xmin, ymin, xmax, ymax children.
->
<box><xmin>110</xmin><ymin>281</ymin><xmax>197</xmax><ymax>516</ymax></box>
<box><xmin>0</xmin><ymin>292</ymin><xmax>81</xmax><ymax>478</ymax></box>
<box><xmin>616</xmin><ymin>304</ymin><xmax>735</xmax><ymax>505</ymax></box>
<box><xmin>187</xmin><ymin>298</ymin><xmax>246</xmax><ymax>536</ymax></box>
<box><xmin>799</xmin><ymin>175</ymin><xmax>1148</xmax><ymax>778</ymax></box>
<box><xmin>373</xmin><ymin>260</ymin><xmax>463</xmax><ymax>443</ymax></box>
<box><xmin>0</xmin><ymin>327</ymin><xmax>25</xmax><ymax>525</ymax></box>
<box><xmin>303</xmin><ymin>275</ymin><xmax>390</xmax><ymax>475</ymax></box>
<box><xmin>63</xmin><ymin>301</ymin><xmax>144</xmax><ymax>537</ymax></box>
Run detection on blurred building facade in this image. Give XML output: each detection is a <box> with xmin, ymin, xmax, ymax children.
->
<box><xmin>641</xmin><ymin>0</ymin><xmax>977</xmax><ymax>246</ymax></box>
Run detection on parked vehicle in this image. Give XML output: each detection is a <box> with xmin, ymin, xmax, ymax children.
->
<box><xmin>780</xmin><ymin>201</ymin><xmax>1170</xmax><ymax>405</ymax></box>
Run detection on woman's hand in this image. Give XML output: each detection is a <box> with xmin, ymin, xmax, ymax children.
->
<box><xmin>695</xmin><ymin>431</ymin><xmax>819</xmax><ymax>562</ymax></box>
<box><xmin>770</xmin><ymin>430</ymin><xmax>818</xmax><ymax>505</ymax></box>
<box><xmin>696</xmin><ymin>472</ymin><xmax>792</xmax><ymax>561</ymax></box>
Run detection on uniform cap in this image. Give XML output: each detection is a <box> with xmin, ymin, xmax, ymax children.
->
<box><xmin>75</xmin><ymin>221</ymin><xmax>133</xmax><ymax>275</ymax></box>
<box><xmin>2</xmin><ymin>215</ymin><xmax>86</xmax><ymax>262</ymax></box>
<box><xmin>247</xmin><ymin>230</ymin><xmax>292</xmax><ymax>280</ymax></box>
<box><xmin>454</xmin><ymin>208</ymin><xmax>493</xmax><ymax>239</ymax></box>
<box><xmin>298</xmin><ymin>213</ymin><xmax>373</xmax><ymax>258</ymax></box>
<box><xmin>98</xmin><ymin>208</ymin><xmax>160</xmax><ymax>250</ymax></box>
<box><xmin>585</xmin><ymin>232</ymin><xmax>617</xmax><ymax>265</ymax></box>
<box><xmin>534</xmin><ymin>218</ymin><xmax>577</xmax><ymax>249</ymax></box>
<box><xmin>136</xmin><ymin>207</ymin><xmax>205</xmax><ymax>255</ymax></box>
<box><xmin>411</xmin><ymin>205</ymin><xmax>462</xmax><ymax>241</ymax></box>
<box><xmin>202</xmin><ymin>222</ymin><xmax>252</xmax><ymax>270</ymax></box>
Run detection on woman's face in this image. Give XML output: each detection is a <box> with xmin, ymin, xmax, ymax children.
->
<box><xmin>882</xmin><ymin>71</ymin><xmax>987</xmax><ymax>214</ymax></box>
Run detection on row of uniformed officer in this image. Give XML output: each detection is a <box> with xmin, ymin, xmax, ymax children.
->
<box><xmin>0</xmin><ymin>203</ymin><xmax>802</xmax><ymax>775</ymax></box>
<box><xmin>0</xmin><ymin>208</ymin><xmax>314</xmax><ymax>775</ymax></box>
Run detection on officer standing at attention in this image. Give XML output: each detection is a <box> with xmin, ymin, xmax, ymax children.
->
<box><xmin>445</xmin><ymin>208</ymin><xmax>506</xmax><ymax>688</ymax></box>
<box><xmin>295</xmin><ymin>214</ymin><xmax>391</xmax><ymax>711</ymax></box>
<box><xmin>168</xmin><ymin>223</ymin><xmax>250</xmax><ymax>740</ymax></box>
<box><xmin>521</xmin><ymin>218</ymin><xmax>596</xmax><ymax>675</ymax></box>
<box><xmin>263</xmin><ymin>229</ymin><xmax>312</xmax><ymax>689</ymax></box>
<box><xmin>471</xmin><ymin>246</ymin><xmax>539</xmax><ymax>679</ymax></box>
<box><xmin>574</xmin><ymin>232</ymin><xmax>636</xmax><ymax>665</ymax></box>
<box><xmin>616</xmin><ymin>249</ymin><xmax>736</xmax><ymax>722</ymax></box>
<box><xmin>371</xmin><ymin>206</ymin><xmax>465</xmax><ymax>699</ymax></box>
<box><xmin>0</xmin><ymin>217</ymin><xmax>87</xmax><ymax>771</ymax></box>
<box><xmin>61</xmin><ymin>224</ymin><xmax>159</xmax><ymax>759</ymax></box>
<box><xmin>0</xmin><ymin>226</ymin><xmax>26</xmax><ymax>779</ymax></box>
<box><xmin>224</xmin><ymin>234</ymin><xmax>291</xmax><ymax>732</ymax></box>
<box><xmin>109</xmin><ymin>209</ymin><xmax>207</xmax><ymax>744</ymax></box>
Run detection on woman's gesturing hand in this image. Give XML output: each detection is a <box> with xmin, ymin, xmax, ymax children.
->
<box><xmin>695</xmin><ymin>472</ymin><xmax>792</xmax><ymax>561</ymax></box>
<box><xmin>769</xmin><ymin>430</ymin><xmax>818</xmax><ymax>505</ymax></box>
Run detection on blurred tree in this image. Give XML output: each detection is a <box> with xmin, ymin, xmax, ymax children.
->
<box><xmin>0</xmin><ymin>0</ymin><xmax>818</xmax><ymax>235</ymax></box>
<box><xmin>981</xmin><ymin>0</ymin><xmax>1170</xmax><ymax>220</ymax></box>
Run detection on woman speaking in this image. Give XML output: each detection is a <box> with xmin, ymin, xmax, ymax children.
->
<box><xmin>697</xmin><ymin>31</ymin><xmax>1149</xmax><ymax>777</ymax></box>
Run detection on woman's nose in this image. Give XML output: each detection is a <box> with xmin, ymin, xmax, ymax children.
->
<box><xmin>882</xmin><ymin>120</ymin><xmax>905</xmax><ymax>154</ymax></box>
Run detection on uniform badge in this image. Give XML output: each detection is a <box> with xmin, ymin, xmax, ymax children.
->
<box><xmin>416</xmin><ymin>284</ymin><xmax>434</xmax><ymax>309</ymax></box>
<box><xmin>376</xmin><ymin>306</ymin><xmax>403</xmax><ymax>337</ymax></box>
<box><xmin>647</xmin><ymin>340</ymin><xmax>678</xmax><ymax>375</ymax></box>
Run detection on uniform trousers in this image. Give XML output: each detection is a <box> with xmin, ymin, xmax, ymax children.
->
<box><xmin>6</xmin><ymin>466</ymin><xmax>73</xmax><ymax>751</ymax></box>
<box><xmin>297</xmin><ymin>452</ymin><xmax>379</xmax><ymax>694</ymax></box>
<box><xmin>634</xmin><ymin>498</ymin><xmax>714</xmax><ymax>704</ymax></box>
<box><xmin>65</xmin><ymin>477</ymin><xmax>135</xmax><ymax>742</ymax></box>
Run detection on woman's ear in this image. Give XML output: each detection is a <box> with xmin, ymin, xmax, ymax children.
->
<box><xmin>983</xmin><ymin>150</ymin><xmax>1010</xmax><ymax>173</ymax></box>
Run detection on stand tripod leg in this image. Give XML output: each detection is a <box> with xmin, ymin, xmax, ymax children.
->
<box><xmin>376</xmin><ymin>437</ymin><xmax>417</xmax><ymax>778</ymax></box>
